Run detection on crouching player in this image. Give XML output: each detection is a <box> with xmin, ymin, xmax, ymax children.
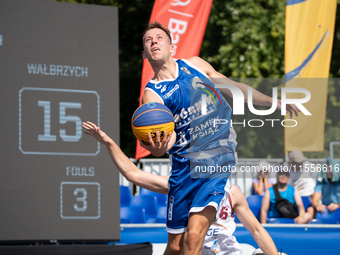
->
<box><xmin>83</xmin><ymin>121</ymin><xmax>278</xmax><ymax>255</ymax></box>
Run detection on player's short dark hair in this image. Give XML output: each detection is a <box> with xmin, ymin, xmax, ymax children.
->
<box><xmin>142</xmin><ymin>22</ymin><xmax>172</xmax><ymax>44</ymax></box>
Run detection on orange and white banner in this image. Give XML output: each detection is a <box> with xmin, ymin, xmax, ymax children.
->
<box><xmin>136</xmin><ymin>0</ymin><xmax>213</xmax><ymax>160</ymax></box>
<box><xmin>284</xmin><ymin>0</ymin><xmax>337</xmax><ymax>153</ymax></box>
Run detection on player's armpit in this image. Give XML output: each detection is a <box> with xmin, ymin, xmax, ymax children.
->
<box><xmin>142</xmin><ymin>90</ymin><xmax>163</xmax><ymax>104</ymax></box>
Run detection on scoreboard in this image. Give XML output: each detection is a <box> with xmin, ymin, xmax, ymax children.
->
<box><xmin>0</xmin><ymin>0</ymin><xmax>120</xmax><ymax>241</ymax></box>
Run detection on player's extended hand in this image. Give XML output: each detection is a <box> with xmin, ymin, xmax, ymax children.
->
<box><xmin>82</xmin><ymin>121</ymin><xmax>111</xmax><ymax>145</ymax></box>
<box><xmin>277</xmin><ymin>99</ymin><xmax>301</xmax><ymax>119</ymax></box>
<box><xmin>139</xmin><ymin>131</ymin><xmax>174</xmax><ymax>157</ymax></box>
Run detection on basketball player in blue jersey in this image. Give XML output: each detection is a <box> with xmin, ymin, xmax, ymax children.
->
<box><xmin>82</xmin><ymin>121</ymin><xmax>278</xmax><ymax>255</ymax></box>
<box><xmin>140</xmin><ymin>22</ymin><xmax>299</xmax><ymax>255</ymax></box>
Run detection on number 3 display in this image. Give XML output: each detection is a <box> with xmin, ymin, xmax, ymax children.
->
<box><xmin>61</xmin><ymin>182</ymin><xmax>100</xmax><ymax>219</ymax></box>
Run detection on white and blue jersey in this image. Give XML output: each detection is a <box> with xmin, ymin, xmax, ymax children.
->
<box><xmin>203</xmin><ymin>185</ymin><xmax>243</xmax><ymax>255</ymax></box>
<box><xmin>145</xmin><ymin>59</ymin><xmax>238</xmax><ymax>233</ymax></box>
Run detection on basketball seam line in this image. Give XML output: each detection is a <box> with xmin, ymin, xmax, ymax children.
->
<box><xmin>132</xmin><ymin>109</ymin><xmax>173</xmax><ymax>123</ymax></box>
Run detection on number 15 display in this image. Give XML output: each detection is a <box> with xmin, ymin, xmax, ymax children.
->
<box><xmin>19</xmin><ymin>87</ymin><xmax>100</xmax><ymax>156</ymax></box>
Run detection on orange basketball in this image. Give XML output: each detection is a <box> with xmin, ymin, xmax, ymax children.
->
<box><xmin>131</xmin><ymin>102</ymin><xmax>174</xmax><ymax>143</ymax></box>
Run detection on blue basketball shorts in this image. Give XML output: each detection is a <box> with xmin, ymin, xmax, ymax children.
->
<box><xmin>166</xmin><ymin>151</ymin><xmax>236</xmax><ymax>234</ymax></box>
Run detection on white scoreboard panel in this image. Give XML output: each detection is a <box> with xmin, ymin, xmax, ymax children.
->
<box><xmin>0</xmin><ymin>0</ymin><xmax>120</xmax><ymax>242</ymax></box>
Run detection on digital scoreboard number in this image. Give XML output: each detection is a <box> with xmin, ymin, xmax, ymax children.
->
<box><xmin>0</xmin><ymin>0</ymin><xmax>120</xmax><ymax>242</ymax></box>
<box><xmin>60</xmin><ymin>182</ymin><xmax>100</xmax><ymax>219</ymax></box>
<box><xmin>19</xmin><ymin>87</ymin><xmax>100</xmax><ymax>155</ymax></box>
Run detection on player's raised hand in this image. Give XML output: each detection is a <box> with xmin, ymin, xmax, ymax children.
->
<box><xmin>286</xmin><ymin>103</ymin><xmax>301</xmax><ymax>118</ymax></box>
<box><xmin>277</xmin><ymin>99</ymin><xmax>301</xmax><ymax>119</ymax></box>
<box><xmin>82</xmin><ymin>121</ymin><xmax>111</xmax><ymax>145</ymax></box>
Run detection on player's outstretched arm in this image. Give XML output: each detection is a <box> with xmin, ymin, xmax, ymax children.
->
<box><xmin>231</xmin><ymin>185</ymin><xmax>277</xmax><ymax>255</ymax></box>
<box><xmin>187</xmin><ymin>56</ymin><xmax>300</xmax><ymax>119</ymax></box>
<box><xmin>82</xmin><ymin>121</ymin><xmax>169</xmax><ymax>194</ymax></box>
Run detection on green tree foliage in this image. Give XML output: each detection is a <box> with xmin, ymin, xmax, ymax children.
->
<box><xmin>201</xmin><ymin>1</ymin><xmax>287</xmax><ymax>158</ymax></box>
<box><xmin>201</xmin><ymin>0</ymin><xmax>286</xmax><ymax>78</ymax></box>
<box><xmin>201</xmin><ymin>0</ymin><xmax>340</xmax><ymax>159</ymax></box>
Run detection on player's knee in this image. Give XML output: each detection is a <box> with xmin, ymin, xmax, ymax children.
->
<box><xmin>185</xmin><ymin>228</ymin><xmax>204</xmax><ymax>247</ymax></box>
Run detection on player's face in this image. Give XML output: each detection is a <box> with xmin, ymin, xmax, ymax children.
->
<box><xmin>142</xmin><ymin>28</ymin><xmax>174</xmax><ymax>62</ymax></box>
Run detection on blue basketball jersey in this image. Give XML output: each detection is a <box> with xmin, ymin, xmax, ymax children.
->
<box><xmin>145</xmin><ymin>59</ymin><xmax>237</xmax><ymax>156</ymax></box>
<box><xmin>145</xmin><ymin>59</ymin><xmax>237</xmax><ymax>232</ymax></box>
